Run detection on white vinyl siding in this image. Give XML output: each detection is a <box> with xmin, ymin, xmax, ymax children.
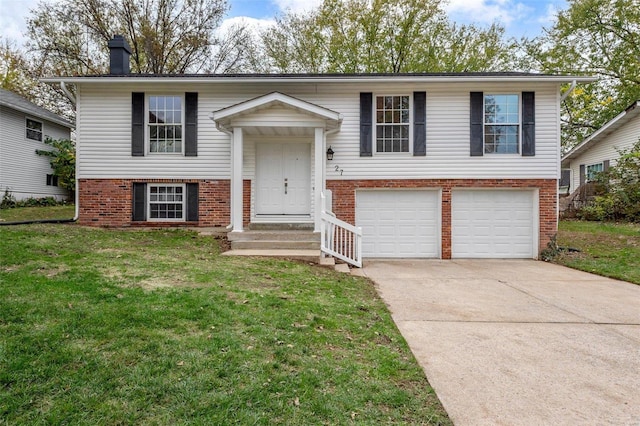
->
<box><xmin>356</xmin><ymin>190</ymin><xmax>440</xmax><ymax>258</ymax></box>
<box><xmin>0</xmin><ymin>105</ymin><xmax>71</xmax><ymax>200</ymax></box>
<box><xmin>75</xmin><ymin>81</ymin><xmax>561</xmax><ymax>180</ymax></box>
<box><xmin>451</xmin><ymin>189</ymin><xmax>537</xmax><ymax>258</ymax></box>
<box><xmin>568</xmin><ymin>114</ymin><xmax>640</xmax><ymax>192</ymax></box>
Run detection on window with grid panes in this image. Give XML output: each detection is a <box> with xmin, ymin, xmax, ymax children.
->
<box><xmin>26</xmin><ymin>118</ymin><xmax>43</xmax><ymax>141</ymax></box>
<box><xmin>375</xmin><ymin>95</ymin><xmax>410</xmax><ymax>153</ymax></box>
<box><xmin>148</xmin><ymin>95</ymin><xmax>183</xmax><ymax>153</ymax></box>
<box><xmin>484</xmin><ymin>94</ymin><xmax>519</xmax><ymax>154</ymax></box>
<box><xmin>148</xmin><ymin>184</ymin><xmax>185</xmax><ymax>220</ymax></box>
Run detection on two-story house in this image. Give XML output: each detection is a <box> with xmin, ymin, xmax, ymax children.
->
<box><xmin>44</xmin><ymin>35</ymin><xmax>592</xmax><ymax>262</ymax></box>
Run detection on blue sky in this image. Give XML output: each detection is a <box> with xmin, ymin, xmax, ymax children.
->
<box><xmin>1</xmin><ymin>0</ymin><xmax>568</xmax><ymax>48</ymax></box>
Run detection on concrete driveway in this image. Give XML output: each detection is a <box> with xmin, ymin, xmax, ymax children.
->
<box><xmin>364</xmin><ymin>260</ymin><xmax>640</xmax><ymax>426</ymax></box>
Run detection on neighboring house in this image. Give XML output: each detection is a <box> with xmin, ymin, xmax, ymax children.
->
<box><xmin>0</xmin><ymin>88</ymin><xmax>74</xmax><ymax>201</ymax></box>
<box><xmin>561</xmin><ymin>100</ymin><xmax>640</xmax><ymax>194</ymax></box>
<box><xmin>43</xmin><ymin>35</ymin><xmax>592</xmax><ymax>260</ymax></box>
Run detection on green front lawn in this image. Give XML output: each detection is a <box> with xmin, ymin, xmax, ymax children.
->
<box><xmin>0</xmin><ymin>224</ymin><xmax>450</xmax><ymax>425</ymax></box>
<box><xmin>0</xmin><ymin>204</ymin><xmax>75</xmax><ymax>222</ymax></box>
<box><xmin>554</xmin><ymin>220</ymin><xmax>640</xmax><ymax>285</ymax></box>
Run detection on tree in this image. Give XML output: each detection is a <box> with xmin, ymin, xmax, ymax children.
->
<box><xmin>261</xmin><ymin>0</ymin><xmax>514</xmax><ymax>73</ymax></box>
<box><xmin>520</xmin><ymin>0</ymin><xmax>640</xmax><ymax>150</ymax></box>
<box><xmin>26</xmin><ymin>0</ymin><xmax>253</xmax><ymax>76</ymax></box>
<box><xmin>36</xmin><ymin>138</ymin><xmax>76</xmax><ymax>198</ymax></box>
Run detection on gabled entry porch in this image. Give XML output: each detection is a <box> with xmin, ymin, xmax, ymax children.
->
<box><xmin>211</xmin><ymin>92</ymin><xmax>342</xmax><ymax>233</ymax></box>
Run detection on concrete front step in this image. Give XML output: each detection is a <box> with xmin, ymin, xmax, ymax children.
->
<box><xmin>228</xmin><ymin>230</ymin><xmax>319</xmax><ymax>242</ymax></box>
<box><xmin>228</xmin><ymin>230</ymin><xmax>320</xmax><ymax>250</ymax></box>
<box><xmin>231</xmin><ymin>240</ymin><xmax>320</xmax><ymax>250</ymax></box>
<box><xmin>248</xmin><ymin>222</ymin><xmax>315</xmax><ymax>231</ymax></box>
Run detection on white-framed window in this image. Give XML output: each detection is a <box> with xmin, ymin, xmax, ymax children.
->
<box><xmin>148</xmin><ymin>95</ymin><xmax>183</xmax><ymax>154</ymax></box>
<box><xmin>148</xmin><ymin>184</ymin><xmax>185</xmax><ymax>221</ymax></box>
<box><xmin>484</xmin><ymin>94</ymin><xmax>519</xmax><ymax>154</ymax></box>
<box><xmin>26</xmin><ymin>118</ymin><xmax>43</xmax><ymax>141</ymax></box>
<box><xmin>375</xmin><ymin>95</ymin><xmax>410</xmax><ymax>153</ymax></box>
<box><xmin>586</xmin><ymin>162</ymin><xmax>604</xmax><ymax>181</ymax></box>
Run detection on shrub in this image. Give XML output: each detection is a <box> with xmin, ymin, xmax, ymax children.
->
<box><xmin>577</xmin><ymin>140</ymin><xmax>640</xmax><ymax>222</ymax></box>
<box><xmin>36</xmin><ymin>138</ymin><xmax>75</xmax><ymax>197</ymax></box>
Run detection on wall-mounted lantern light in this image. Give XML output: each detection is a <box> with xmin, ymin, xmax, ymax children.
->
<box><xmin>326</xmin><ymin>146</ymin><xmax>334</xmax><ymax>161</ymax></box>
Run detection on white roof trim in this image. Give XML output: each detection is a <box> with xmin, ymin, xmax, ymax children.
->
<box><xmin>211</xmin><ymin>92</ymin><xmax>342</xmax><ymax>132</ymax></box>
<box><xmin>42</xmin><ymin>75</ymin><xmax>596</xmax><ymax>84</ymax></box>
<box><xmin>562</xmin><ymin>100</ymin><xmax>640</xmax><ymax>162</ymax></box>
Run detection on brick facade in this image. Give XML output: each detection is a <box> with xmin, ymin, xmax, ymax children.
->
<box><xmin>326</xmin><ymin>178</ymin><xmax>557</xmax><ymax>259</ymax></box>
<box><xmin>78</xmin><ymin>178</ymin><xmax>234</xmax><ymax>227</ymax></box>
<box><xmin>79</xmin><ymin>177</ymin><xmax>557</xmax><ymax>259</ymax></box>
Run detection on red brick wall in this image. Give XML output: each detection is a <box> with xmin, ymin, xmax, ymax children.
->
<box><xmin>78</xmin><ymin>178</ymin><xmax>233</xmax><ymax>227</ymax></box>
<box><xmin>326</xmin><ymin>178</ymin><xmax>557</xmax><ymax>259</ymax></box>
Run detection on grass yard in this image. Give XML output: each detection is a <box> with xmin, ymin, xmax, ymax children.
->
<box><xmin>0</xmin><ymin>204</ymin><xmax>75</xmax><ymax>222</ymax></box>
<box><xmin>0</xmin><ymin>224</ymin><xmax>450</xmax><ymax>425</ymax></box>
<box><xmin>554</xmin><ymin>220</ymin><xmax>640</xmax><ymax>285</ymax></box>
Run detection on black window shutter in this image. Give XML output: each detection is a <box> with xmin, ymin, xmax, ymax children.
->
<box><xmin>470</xmin><ymin>92</ymin><xmax>484</xmax><ymax>156</ymax></box>
<box><xmin>603</xmin><ymin>159</ymin><xmax>610</xmax><ymax>171</ymax></box>
<box><xmin>185</xmin><ymin>92</ymin><xmax>198</xmax><ymax>156</ymax></box>
<box><xmin>132</xmin><ymin>183</ymin><xmax>146</xmax><ymax>221</ymax></box>
<box><xmin>132</xmin><ymin>92</ymin><xmax>145</xmax><ymax>156</ymax></box>
<box><xmin>186</xmin><ymin>183</ymin><xmax>199</xmax><ymax>222</ymax></box>
<box><xmin>360</xmin><ymin>92</ymin><xmax>373</xmax><ymax>157</ymax></box>
<box><xmin>413</xmin><ymin>91</ymin><xmax>426</xmax><ymax>156</ymax></box>
<box><xmin>579</xmin><ymin>165</ymin><xmax>586</xmax><ymax>186</ymax></box>
<box><xmin>522</xmin><ymin>92</ymin><xmax>535</xmax><ymax>156</ymax></box>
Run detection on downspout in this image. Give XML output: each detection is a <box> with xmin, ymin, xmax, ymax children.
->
<box><xmin>560</xmin><ymin>80</ymin><xmax>577</xmax><ymax>102</ymax></box>
<box><xmin>60</xmin><ymin>81</ymin><xmax>80</xmax><ymax>222</ymax></box>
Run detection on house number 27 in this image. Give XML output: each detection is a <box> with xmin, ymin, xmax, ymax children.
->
<box><xmin>334</xmin><ymin>165</ymin><xmax>344</xmax><ymax>175</ymax></box>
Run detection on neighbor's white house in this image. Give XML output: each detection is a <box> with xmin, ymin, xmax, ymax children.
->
<box><xmin>0</xmin><ymin>88</ymin><xmax>73</xmax><ymax>201</ymax></box>
<box><xmin>44</xmin><ymin>35</ymin><xmax>593</xmax><ymax>262</ymax></box>
<box><xmin>561</xmin><ymin>100</ymin><xmax>640</xmax><ymax>193</ymax></box>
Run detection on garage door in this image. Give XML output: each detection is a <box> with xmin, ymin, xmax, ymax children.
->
<box><xmin>451</xmin><ymin>190</ymin><xmax>536</xmax><ymax>258</ymax></box>
<box><xmin>356</xmin><ymin>190</ymin><xmax>440</xmax><ymax>258</ymax></box>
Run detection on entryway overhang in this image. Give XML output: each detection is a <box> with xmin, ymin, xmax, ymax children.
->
<box><xmin>211</xmin><ymin>91</ymin><xmax>342</xmax><ymax>134</ymax></box>
<box><xmin>210</xmin><ymin>92</ymin><xmax>343</xmax><ymax>233</ymax></box>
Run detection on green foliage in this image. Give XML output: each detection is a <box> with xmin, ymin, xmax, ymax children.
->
<box><xmin>554</xmin><ymin>220</ymin><xmax>640</xmax><ymax>284</ymax></box>
<box><xmin>1</xmin><ymin>188</ymin><xmax>17</xmax><ymax>209</ymax></box>
<box><xmin>0</xmin><ymin>225</ymin><xmax>451</xmax><ymax>424</ymax></box>
<box><xmin>577</xmin><ymin>141</ymin><xmax>640</xmax><ymax>222</ymax></box>
<box><xmin>520</xmin><ymin>0</ymin><xmax>640</xmax><ymax>150</ymax></box>
<box><xmin>36</xmin><ymin>138</ymin><xmax>76</xmax><ymax>197</ymax></box>
<box><xmin>261</xmin><ymin>0</ymin><xmax>514</xmax><ymax>73</ymax></box>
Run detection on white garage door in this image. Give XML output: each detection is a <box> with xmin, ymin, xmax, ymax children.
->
<box><xmin>356</xmin><ymin>190</ymin><xmax>440</xmax><ymax>258</ymax></box>
<box><xmin>452</xmin><ymin>190</ymin><xmax>536</xmax><ymax>258</ymax></box>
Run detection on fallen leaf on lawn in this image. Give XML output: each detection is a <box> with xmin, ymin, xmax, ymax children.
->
<box><xmin>177</xmin><ymin>361</ymin><xmax>184</xmax><ymax>366</ymax></box>
<box><xmin>351</xmin><ymin>412</ymin><xmax>358</xmax><ymax>419</ymax></box>
<box><xmin>67</xmin><ymin>303</ymin><xmax>73</xmax><ymax>309</ymax></box>
<box><xmin>293</xmin><ymin>397</ymin><xmax>300</xmax><ymax>406</ymax></box>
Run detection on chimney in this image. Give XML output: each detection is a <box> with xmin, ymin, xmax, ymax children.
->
<box><xmin>107</xmin><ymin>35</ymin><xmax>132</xmax><ymax>74</ymax></box>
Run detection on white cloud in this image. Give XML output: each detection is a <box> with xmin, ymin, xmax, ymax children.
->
<box><xmin>537</xmin><ymin>2</ymin><xmax>566</xmax><ymax>25</ymax></box>
<box><xmin>0</xmin><ymin>0</ymin><xmax>39</xmax><ymax>47</ymax></box>
<box><xmin>444</xmin><ymin>0</ymin><xmax>530</xmax><ymax>26</ymax></box>
<box><xmin>271</xmin><ymin>0</ymin><xmax>322</xmax><ymax>14</ymax></box>
<box><xmin>218</xmin><ymin>16</ymin><xmax>276</xmax><ymax>36</ymax></box>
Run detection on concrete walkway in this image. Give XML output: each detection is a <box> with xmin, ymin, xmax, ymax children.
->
<box><xmin>363</xmin><ymin>259</ymin><xmax>640</xmax><ymax>426</ymax></box>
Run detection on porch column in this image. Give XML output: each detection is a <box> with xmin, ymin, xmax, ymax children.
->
<box><xmin>231</xmin><ymin>127</ymin><xmax>243</xmax><ymax>232</ymax></box>
<box><xmin>314</xmin><ymin>127</ymin><xmax>324</xmax><ymax>232</ymax></box>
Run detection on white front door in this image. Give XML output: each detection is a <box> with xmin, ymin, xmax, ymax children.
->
<box><xmin>256</xmin><ymin>142</ymin><xmax>311</xmax><ymax>215</ymax></box>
